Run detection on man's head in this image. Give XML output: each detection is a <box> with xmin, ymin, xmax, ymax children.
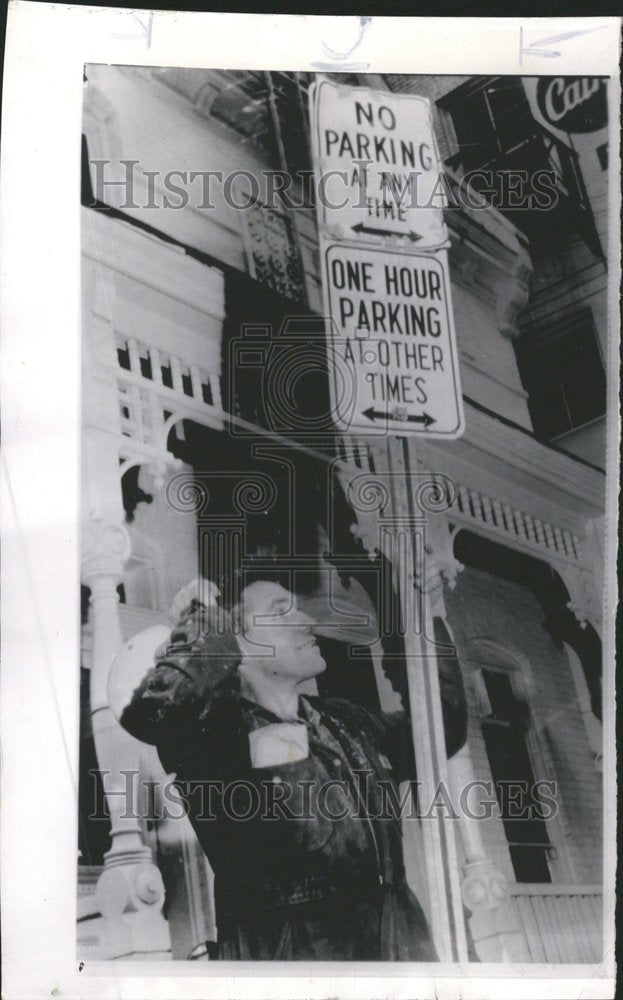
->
<box><xmin>233</xmin><ymin>579</ymin><xmax>326</xmax><ymax>684</ymax></box>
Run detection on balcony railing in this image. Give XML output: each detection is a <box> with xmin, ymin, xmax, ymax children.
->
<box><xmin>509</xmin><ymin>883</ymin><xmax>603</xmax><ymax>963</ymax></box>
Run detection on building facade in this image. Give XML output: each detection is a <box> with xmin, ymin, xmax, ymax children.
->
<box><xmin>79</xmin><ymin>68</ymin><xmax>609</xmax><ymax>963</ymax></box>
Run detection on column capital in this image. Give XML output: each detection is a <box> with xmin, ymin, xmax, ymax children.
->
<box><xmin>462</xmin><ymin>857</ymin><xmax>509</xmax><ymax>913</ymax></box>
<box><xmin>82</xmin><ymin>517</ymin><xmax>131</xmax><ymax>585</ymax></box>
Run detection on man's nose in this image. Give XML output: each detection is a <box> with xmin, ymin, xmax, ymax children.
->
<box><xmin>294</xmin><ymin>609</ymin><xmax>316</xmax><ymax>629</ymax></box>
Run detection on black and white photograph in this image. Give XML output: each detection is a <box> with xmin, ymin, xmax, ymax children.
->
<box><xmin>1</xmin><ymin>9</ymin><xmax>619</xmax><ymax>999</ymax></box>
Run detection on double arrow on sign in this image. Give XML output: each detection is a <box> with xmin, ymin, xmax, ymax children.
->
<box><xmin>351</xmin><ymin>222</ymin><xmax>422</xmax><ymax>242</ymax></box>
<box><xmin>363</xmin><ymin>407</ymin><xmax>436</xmax><ymax>427</ymax></box>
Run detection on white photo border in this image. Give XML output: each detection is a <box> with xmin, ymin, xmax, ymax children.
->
<box><xmin>1</xmin><ymin>5</ymin><xmax>620</xmax><ymax>998</ymax></box>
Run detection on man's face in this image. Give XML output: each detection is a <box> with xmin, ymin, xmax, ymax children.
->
<box><xmin>237</xmin><ymin>581</ymin><xmax>326</xmax><ymax>681</ymax></box>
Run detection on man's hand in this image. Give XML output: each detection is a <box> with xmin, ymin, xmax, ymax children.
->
<box><xmin>414</xmin><ymin>544</ymin><xmax>444</xmax><ymax>604</ymax></box>
<box><xmin>169</xmin><ymin>577</ymin><xmax>220</xmax><ymax>623</ymax></box>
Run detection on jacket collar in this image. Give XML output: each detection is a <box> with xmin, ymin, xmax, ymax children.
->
<box><xmin>239</xmin><ymin>694</ymin><xmax>321</xmax><ymax>731</ymax></box>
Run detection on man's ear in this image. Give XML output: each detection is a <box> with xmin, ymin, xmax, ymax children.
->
<box><xmin>229</xmin><ymin>600</ymin><xmax>243</xmax><ymax>633</ymax></box>
<box><xmin>237</xmin><ymin>658</ymin><xmax>257</xmax><ymax>687</ymax></box>
<box><xmin>232</xmin><ymin>618</ymin><xmax>248</xmax><ymax>662</ymax></box>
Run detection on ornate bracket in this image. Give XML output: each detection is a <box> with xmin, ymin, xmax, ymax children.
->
<box><xmin>462</xmin><ymin>857</ymin><xmax>508</xmax><ymax>913</ymax></box>
<box><xmin>82</xmin><ymin>517</ymin><xmax>132</xmax><ymax>584</ymax></box>
<box><xmin>447</xmin><ymin>206</ymin><xmax>533</xmax><ymax>341</ymax></box>
<box><xmin>422</xmin><ymin>518</ymin><xmax>465</xmax><ymax>612</ymax></box>
<box><xmin>557</xmin><ymin>562</ymin><xmax>601</xmax><ymax>632</ymax></box>
<box><xmin>495</xmin><ymin>258</ymin><xmax>533</xmax><ymax>340</ymax></box>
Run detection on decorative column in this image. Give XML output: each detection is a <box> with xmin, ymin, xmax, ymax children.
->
<box><xmin>82</xmin><ymin>516</ymin><xmax>170</xmax><ymax>960</ymax></box>
<box><xmin>389</xmin><ymin>439</ymin><xmax>470</xmax><ymax>962</ymax></box>
<box><xmin>448</xmin><ymin>744</ymin><xmax>529</xmax><ymax>962</ymax></box>
<box><xmin>423</xmin><ymin>512</ymin><xmax>528</xmax><ymax>962</ymax></box>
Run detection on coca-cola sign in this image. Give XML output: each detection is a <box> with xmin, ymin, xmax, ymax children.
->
<box><xmin>536</xmin><ymin>77</ymin><xmax>607</xmax><ymax>134</ymax></box>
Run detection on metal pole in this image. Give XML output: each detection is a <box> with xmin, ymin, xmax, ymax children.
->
<box><xmin>389</xmin><ymin>434</ymin><xmax>468</xmax><ymax>962</ymax></box>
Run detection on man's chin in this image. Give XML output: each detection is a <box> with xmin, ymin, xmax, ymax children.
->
<box><xmin>300</xmin><ymin>648</ymin><xmax>327</xmax><ymax>676</ymax></box>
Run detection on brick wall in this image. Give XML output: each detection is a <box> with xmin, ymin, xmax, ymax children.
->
<box><xmin>385</xmin><ymin>75</ymin><xmax>467</xmax><ymax>160</ymax></box>
<box><xmin>444</xmin><ymin>562</ymin><xmax>602</xmax><ymax>885</ymax></box>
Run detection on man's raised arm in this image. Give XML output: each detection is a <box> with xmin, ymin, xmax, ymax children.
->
<box><xmin>119</xmin><ymin>602</ymin><xmax>241</xmax><ymax>749</ymax></box>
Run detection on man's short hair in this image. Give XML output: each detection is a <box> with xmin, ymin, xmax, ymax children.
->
<box><xmin>219</xmin><ymin>560</ymin><xmax>293</xmax><ymax>621</ymax></box>
<box><xmin>219</xmin><ymin>556</ymin><xmax>322</xmax><ymax>628</ymax></box>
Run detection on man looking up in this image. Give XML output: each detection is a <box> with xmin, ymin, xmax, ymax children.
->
<box><xmin>120</xmin><ymin>570</ymin><xmax>467</xmax><ymax>961</ymax></box>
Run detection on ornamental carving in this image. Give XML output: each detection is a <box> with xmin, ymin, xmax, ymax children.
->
<box><xmin>557</xmin><ymin>563</ymin><xmax>602</xmax><ymax>631</ymax></box>
<box><xmin>462</xmin><ymin>858</ymin><xmax>508</xmax><ymax>913</ymax></box>
<box><xmin>96</xmin><ymin>861</ymin><xmax>166</xmax><ymax>919</ymax></box>
<box><xmin>243</xmin><ymin>203</ymin><xmax>305</xmax><ymax>301</ymax></box>
<box><xmin>496</xmin><ymin>257</ymin><xmax>533</xmax><ymax>340</ymax></box>
<box><xmin>81</xmin><ymin>518</ymin><xmax>132</xmax><ymax>582</ymax></box>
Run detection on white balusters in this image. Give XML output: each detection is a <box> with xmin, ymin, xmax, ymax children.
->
<box><xmin>210</xmin><ymin>372</ymin><xmax>223</xmax><ymax>410</ymax></box>
<box><xmin>115</xmin><ymin>332</ymin><xmax>222</xmax><ymax>415</ymax></box>
<box><xmin>127</xmin><ymin>336</ymin><xmax>141</xmax><ymax>373</ymax></box>
<box><xmin>450</xmin><ymin>483</ymin><xmax>583</xmax><ymax>567</ymax></box>
<box><xmin>524</xmin><ymin>514</ymin><xmax>537</xmax><ymax>545</ymax></box>
<box><xmin>502</xmin><ymin>504</ymin><xmax>514</xmax><ymax>533</ymax></box>
<box><xmin>513</xmin><ymin>508</ymin><xmax>526</xmax><ymax>540</ymax></box>
<box><xmin>170</xmin><ymin>355</ymin><xmax>182</xmax><ymax>393</ymax></box>
<box><xmin>150</xmin><ymin>346</ymin><xmax>161</xmax><ymax>386</ymax></box>
<box><xmin>470</xmin><ymin>490</ymin><xmax>483</xmax><ymax>521</ymax></box>
<box><xmin>190</xmin><ymin>365</ymin><xmax>202</xmax><ymax>400</ymax></box>
<box><xmin>481</xmin><ymin>495</ymin><xmax>493</xmax><ymax>525</ymax></box>
<box><xmin>561</xmin><ymin>531</ymin><xmax>574</xmax><ymax>558</ymax></box>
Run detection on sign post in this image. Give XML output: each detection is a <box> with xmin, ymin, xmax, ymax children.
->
<box><xmin>310</xmin><ymin>77</ymin><xmax>468</xmax><ymax>961</ymax></box>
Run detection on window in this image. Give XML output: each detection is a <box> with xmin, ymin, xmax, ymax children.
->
<box><xmin>516</xmin><ymin>310</ymin><xmax>606</xmax><ymax>440</ymax></box>
<box><xmin>440</xmin><ymin>77</ymin><xmax>600</xmax><ymax>255</ymax></box>
<box><xmin>444</xmin><ymin>78</ymin><xmax>536</xmax><ymax>170</ymax></box>
<box><xmin>480</xmin><ymin>667</ymin><xmax>553</xmax><ymax>883</ymax></box>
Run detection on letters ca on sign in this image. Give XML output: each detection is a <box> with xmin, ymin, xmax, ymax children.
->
<box><xmin>536</xmin><ymin>77</ymin><xmax>608</xmax><ymax>134</ymax></box>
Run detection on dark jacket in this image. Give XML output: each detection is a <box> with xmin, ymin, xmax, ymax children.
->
<box><xmin>121</xmin><ymin>609</ymin><xmax>467</xmax><ymax>960</ymax></box>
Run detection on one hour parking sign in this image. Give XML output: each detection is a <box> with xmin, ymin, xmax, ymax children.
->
<box><xmin>320</xmin><ymin>239</ymin><xmax>465</xmax><ymax>437</ymax></box>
